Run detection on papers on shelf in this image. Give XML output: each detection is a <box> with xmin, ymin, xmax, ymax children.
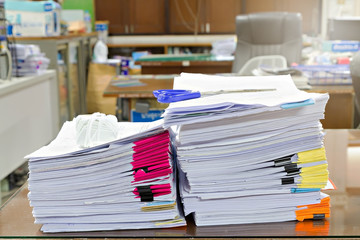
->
<box><xmin>26</xmin><ymin>119</ymin><xmax>185</xmax><ymax>233</ymax></box>
<box><xmin>168</xmin><ymin>73</ymin><xmax>331</xmax><ymax>226</ymax></box>
<box><xmin>210</xmin><ymin>37</ymin><xmax>236</xmax><ymax>57</ymax></box>
<box><xmin>10</xmin><ymin>44</ymin><xmax>50</xmax><ymax>77</ymax></box>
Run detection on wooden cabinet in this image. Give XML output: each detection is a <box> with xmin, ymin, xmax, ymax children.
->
<box><xmin>129</xmin><ymin>0</ymin><xmax>166</xmax><ymax>34</ymax></box>
<box><xmin>244</xmin><ymin>0</ymin><xmax>321</xmax><ymax>35</ymax></box>
<box><xmin>95</xmin><ymin>0</ymin><xmax>165</xmax><ymax>34</ymax></box>
<box><xmin>169</xmin><ymin>0</ymin><xmax>242</xmax><ymax>34</ymax></box>
<box><xmin>95</xmin><ymin>0</ymin><xmax>128</xmax><ymax>34</ymax></box>
<box><xmin>168</xmin><ymin>0</ymin><xmax>199</xmax><ymax>34</ymax></box>
<box><xmin>202</xmin><ymin>0</ymin><xmax>242</xmax><ymax>33</ymax></box>
<box><xmin>95</xmin><ymin>0</ymin><xmax>320</xmax><ymax>35</ymax></box>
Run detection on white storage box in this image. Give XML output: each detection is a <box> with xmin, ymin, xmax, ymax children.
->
<box><xmin>5</xmin><ymin>1</ymin><xmax>60</xmax><ymax>37</ymax></box>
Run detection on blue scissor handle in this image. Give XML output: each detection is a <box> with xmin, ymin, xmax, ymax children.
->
<box><xmin>153</xmin><ymin>89</ymin><xmax>189</xmax><ymax>98</ymax></box>
<box><xmin>153</xmin><ymin>89</ymin><xmax>201</xmax><ymax>103</ymax></box>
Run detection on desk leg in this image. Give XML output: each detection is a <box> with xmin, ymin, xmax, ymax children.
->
<box><xmin>116</xmin><ymin>97</ymin><xmax>123</xmax><ymax>121</ymax></box>
<box><xmin>116</xmin><ymin>98</ymin><xmax>130</xmax><ymax>121</ymax></box>
<box><xmin>355</xmin><ymin>101</ymin><xmax>360</xmax><ymax>128</ymax></box>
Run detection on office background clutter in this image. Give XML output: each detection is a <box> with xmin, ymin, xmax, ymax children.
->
<box><xmin>1</xmin><ymin>0</ymin><xmax>360</xmax><ymax>236</ymax></box>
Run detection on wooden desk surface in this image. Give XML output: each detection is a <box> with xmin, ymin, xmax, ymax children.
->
<box><xmin>0</xmin><ymin>183</ymin><xmax>359</xmax><ymax>238</ymax></box>
<box><xmin>135</xmin><ymin>54</ymin><xmax>233</xmax><ymax>67</ymax></box>
<box><xmin>136</xmin><ymin>60</ymin><xmax>233</xmax><ymax>67</ymax></box>
<box><xmin>103</xmin><ymin>75</ymin><xmax>175</xmax><ymax>98</ymax></box>
<box><xmin>104</xmin><ymin>76</ymin><xmax>354</xmax><ymax>98</ymax></box>
<box><xmin>308</xmin><ymin>85</ymin><xmax>354</xmax><ymax>94</ymax></box>
<box><xmin>135</xmin><ymin>54</ymin><xmax>233</xmax><ymax>75</ymax></box>
<box><xmin>104</xmin><ymin>75</ymin><xmax>355</xmax><ymax>129</ymax></box>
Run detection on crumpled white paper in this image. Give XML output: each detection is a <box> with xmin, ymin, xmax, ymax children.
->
<box><xmin>75</xmin><ymin>112</ymin><xmax>119</xmax><ymax>148</ymax></box>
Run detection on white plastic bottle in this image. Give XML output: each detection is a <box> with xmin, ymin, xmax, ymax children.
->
<box><xmin>84</xmin><ymin>10</ymin><xmax>92</xmax><ymax>33</ymax></box>
<box><xmin>93</xmin><ymin>39</ymin><xmax>108</xmax><ymax>63</ymax></box>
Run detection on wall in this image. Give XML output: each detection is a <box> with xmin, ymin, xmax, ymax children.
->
<box><xmin>321</xmin><ymin>0</ymin><xmax>360</xmax><ymax>39</ymax></box>
<box><xmin>62</xmin><ymin>0</ymin><xmax>95</xmax><ymax>29</ymax></box>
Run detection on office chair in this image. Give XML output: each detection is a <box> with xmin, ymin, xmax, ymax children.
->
<box><xmin>238</xmin><ymin>55</ymin><xmax>287</xmax><ymax>76</ymax></box>
<box><xmin>350</xmin><ymin>51</ymin><xmax>360</xmax><ymax>128</ymax></box>
<box><xmin>232</xmin><ymin>12</ymin><xmax>303</xmax><ymax>73</ymax></box>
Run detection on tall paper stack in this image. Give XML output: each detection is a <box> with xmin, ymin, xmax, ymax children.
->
<box><xmin>164</xmin><ymin>73</ymin><xmax>331</xmax><ymax>226</ymax></box>
<box><xmin>26</xmin><ymin>119</ymin><xmax>185</xmax><ymax>233</ymax></box>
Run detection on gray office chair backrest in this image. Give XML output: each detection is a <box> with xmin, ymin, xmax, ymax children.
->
<box><xmin>350</xmin><ymin>51</ymin><xmax>360</xmax><ymax>128</ymax></box>
<box><xmin>232</xmin><ymin>12</ymin><xmax>303</xmax><ymax>73</ymax></box>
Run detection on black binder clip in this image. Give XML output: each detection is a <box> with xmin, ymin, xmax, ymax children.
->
<box><xmin>285</xmin><ymin>163</ymin><xmax>301</xmax><ymax>175</ymax></box>
<box><xmin>313</xmin><ymin>214</ymin><xmax>325</xmax><ymax>220</ymax></box>
<box><xmin>274</xmin><ymin>155</ymin><xmax>293</xmax><ymax>167</ymax></box>
<box><xmin>137</xmin><ymin>185</ymin><xmax>154</xmax><ymax>202</ymax></box>
<box><xmin>135</xmin><ymin>167</ymin><xmax>149</xmax><ymax>173</ymax></box>
<box><xmin>281</xmin><ymin>177</ymin><xmax>295</xmax><ymax>185</ymax></box>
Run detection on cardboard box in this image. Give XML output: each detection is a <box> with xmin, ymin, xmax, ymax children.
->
<box><xmin>5</xmin><ymin>1</ymin><xmax>60</xmax><ymax>36</ymax></box>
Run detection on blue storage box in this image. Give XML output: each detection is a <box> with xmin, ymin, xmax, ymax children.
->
<box><xmin>131</xmin><ymin>110</ymin><xmax>164</xmax><ymax>122</ymax></box>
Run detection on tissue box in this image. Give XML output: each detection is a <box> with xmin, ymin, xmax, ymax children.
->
<box><xmin>5</xmin><ymin>1</ymin><xmax>60</xmax><ymax>37</ymax></box>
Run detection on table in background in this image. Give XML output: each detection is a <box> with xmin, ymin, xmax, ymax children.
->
<box><xmin>103</xmin><ymin>75</ymin><xmax>175</xmax><ymax>121</ymax></box>
<box><xmin>104</xmin><ymin>74</ymin><xmax>355</xmax><ymax>128</ymax></box>
<box><xmin>308</xmin><ymin>85</ymin><xmax>354</xmax><ymax>129</ymax></box>
<box><xmin>135</xmin><ymin>54</ymin><xmax>233</xmax><ymax>75</ymax></box>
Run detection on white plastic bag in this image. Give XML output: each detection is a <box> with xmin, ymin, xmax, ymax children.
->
<box><xmin>75</xmin><ymin>112</ymin><xmax>119</xmax><ymax>148</ymax></box>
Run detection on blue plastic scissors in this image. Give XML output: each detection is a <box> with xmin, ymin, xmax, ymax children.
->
<box><xmin>153</xmin><ymin>88</ymin><xmax>276</xmax><ymax>103</ymax></box>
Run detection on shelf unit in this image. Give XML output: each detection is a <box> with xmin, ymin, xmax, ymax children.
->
<box><xmin>107</xmin><ymin>34</ymin><xmax>235</xmax><ymax>55</ymax></box>
<box><xmin>0</xmin><ymin>71</ymin><xmax>58</xmax><ymax>195</ymax></box>
<box><xmin>13</xmin><ymin>33</ymin><xmax>98</xmax><ymax>126</ymax></box>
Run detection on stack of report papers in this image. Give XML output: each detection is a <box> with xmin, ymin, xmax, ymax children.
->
<box><xmin>25</xmin><ymin>119</ymin><xmax>185</xmax><ymax>233</ymax></box>
<box><xmin>10</xmin><ymin>44</ymin><xmax>50</xmax><ymax>77</ymax></box>
<box><xmin>166</xmin><ymin>73</ymin><xmax>331</xmax><ymax>226</ymax></box>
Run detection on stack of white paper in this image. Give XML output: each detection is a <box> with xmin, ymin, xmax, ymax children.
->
<box><xmin>10</xmin><ymin>44</ymin><xmax>50</xmax><ymax>77</ymax></box>
<box><xmin>26</xmin><ymin>119</ymin><xmax>186</xmax><ymax>233</ymax></box>
<box><xmin>167</xmin><ymin>73</ymin><xmax>331</xmax><ymax>226</ymax></box>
